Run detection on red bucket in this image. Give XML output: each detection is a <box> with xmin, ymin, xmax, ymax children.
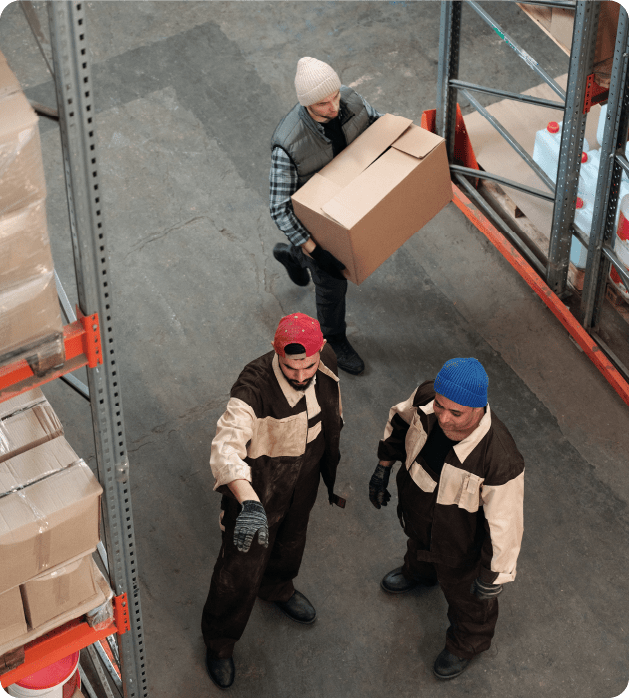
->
<box><xmin>7</xmin><ymin>652</ymin><xmax>80</xmax><ymax>697</ymax></box>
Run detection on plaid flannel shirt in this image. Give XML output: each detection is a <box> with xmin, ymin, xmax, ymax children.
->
<box><xmin>269</xmin><ymin>93</ymin><xmax>382</xmax><ymax>247</ymax></box>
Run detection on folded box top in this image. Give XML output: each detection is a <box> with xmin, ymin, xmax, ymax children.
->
<box><xmin>0</xmin><ymin>437</ymin><xmax>80</xmax><ymax>496</ymax></box>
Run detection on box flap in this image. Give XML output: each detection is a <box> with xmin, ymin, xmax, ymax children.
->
<box><xmin>317</xmin><ymin>113</ymin><xmax>413</xmax><ymax>188</ymax></box>
<box><xmin>0</xmin><ymin>51</ymin><xmax>23</xmax><ymax>102</ymax></box>
<box><xmin>0</xmin><ymin>389</ymin><xmax>45</xmax><ymax>420</ymax></box>
<box><xmin>321</xmin><ymin>148</ymin><xmax>419</xmax><ymax>228</ymax></box>
<box><xmin>0</xmin><ymin>437</ymin><xmax>80</xmax><ymax>495</ymax></box>
<box><xmin>392</xmin><ymin>124</ymin><xmax>444</xmax><ymax>159</ymax></box>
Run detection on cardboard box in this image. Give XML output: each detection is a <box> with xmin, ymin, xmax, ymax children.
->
<box><xmin>0</xmin><ymin>388</ymin><xmax>46</xmax><ymax>419</ymax></box>
<box><xmin>0</xmin><ymin>585</ymin><xmax>27</xmax><ymax>646</ymax></box>
<box><xmin>0</xmin><ymin>52</ymin><xmax>46</xmax><ymax>218</ymax></box>
<box><xmin>0</xmin><ymin>389</ymin><xmax>63</xmax><ymax>463</ymax></box>
<box><xmin>0</xmin><ymin>50</ymin><xmax>63</xmax><ymax>368</ymax></box>
<box><xmin>0</xmin><ymin>437</ymin><xmax>102</xmax><ymax>594</ymax></box>
<box><xmin>21</xmin><ymin>553</ymin><xmax>98</xmax><ymax>629</ymax></box>
<box><xmin>292</xmin><ymin>114</ymin><xmax>452</xmax><ymax>284</ymax></box>
<box><xmin>0</xmin><ymin>560</ymin><xmax>111</xmax><ymax>656</ymax></box>
<box><xmin>550</xmin><ymin>3</ymin><xmax>620</xmax><ymax>82</ymax></box>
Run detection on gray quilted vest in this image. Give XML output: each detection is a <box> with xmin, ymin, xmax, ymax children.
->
<box><xmin>271</xmin><ymin>86</ymin><xmax>371</xmax><ymax>187</ymax></box>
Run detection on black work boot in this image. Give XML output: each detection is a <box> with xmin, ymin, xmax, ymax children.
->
<box><xmin>433</xmin><ymin>648</ymin><xmax>471</xmax><ymax>680</ymax></box>
<box><xmin>381</xmin><ymin>567</ymin><xmax>437</xmax><ymax>594</ymax></box>
<box><xmin>273</xmin><ymin>243</ymin><xmax>310</xmax><ymax>286</ymax></box>
<box><xmin>274</xmin><ymin>590</ymin><xmax>317</xmax><ymax>624</ymax></box>
<box><xmin>205</xmin><ymin>650</ymin><xmax>235</xmax><ymax>689</ymax></box>
<box><xmin>326</xmin><ymin>335</ymin><xmax>364</xmax><ymax>375</ymax></box>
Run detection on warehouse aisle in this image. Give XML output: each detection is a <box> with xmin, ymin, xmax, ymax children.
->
<box><xmin>1</xmin><ymin>3</ymin><xmax>627</xmax><ymax>697</ymax></box>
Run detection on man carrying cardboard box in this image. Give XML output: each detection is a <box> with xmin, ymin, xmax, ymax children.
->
<box><xmin>270</xmin><ymin>57</ymin><xmax>382</xmax><ymax>375</ymax></box>
<box><xmin>201</xmin><ymin>312</ymin><xmax>345</xmax><ymax>689</ymax></box>
<box><xmin>369</xmin><ymin>358</ymin><xmax>524</xmax><ymax>679</ymax></box>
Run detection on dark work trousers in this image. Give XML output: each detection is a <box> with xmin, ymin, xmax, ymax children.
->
<box><xmin>397</xmin><ymin>468</ymin><xmax>499</xmax><ymax>660</ymax></box>
<box><xmin>286</xmin><ymin>244</ymin><xmax>347</xmax><ymax>339</ymax></box>
<box><xmin>201</xmin><ymin>435</ymin><xmax>324</xmax><ymax>659</ymax></box>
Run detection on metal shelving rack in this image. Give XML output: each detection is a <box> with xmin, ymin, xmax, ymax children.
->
<box><xmin>0</xmin><ymin>2</ymin><xmax>148</xmax><ymax>696</ymax></box>
<box><xmin>436</xmin><ymin>0</ymin><xmax>629</xmax><ymax>394</ymax></box>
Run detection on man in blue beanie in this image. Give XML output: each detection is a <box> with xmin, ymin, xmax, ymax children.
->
<box><xmin>369</xmin><ymin>358</ymin><xmax>524</xmax><ymax>679</ymax></box>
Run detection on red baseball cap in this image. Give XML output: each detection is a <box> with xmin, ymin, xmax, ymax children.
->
<box><xmin>273</xmin><ymin>312</ymin><xmax>324</xmax><ymax>358</ymax></box>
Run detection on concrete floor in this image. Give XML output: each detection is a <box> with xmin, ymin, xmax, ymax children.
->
<box><xmin>1</xmin><ymin>2</ymin><xmax>629</xmax><ymax>697</ymax></box>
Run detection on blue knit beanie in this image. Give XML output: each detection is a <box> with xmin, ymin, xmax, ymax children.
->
<box><xmin>434</xmin><ymin>358</ymin><xmax>488</xmax><ymax>408</ymax></box>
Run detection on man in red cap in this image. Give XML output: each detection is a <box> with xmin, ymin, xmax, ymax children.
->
<box><xmin>201</xmin><ymin>313</ymin><xmax>345</xmax><ymax>689</ymax></box>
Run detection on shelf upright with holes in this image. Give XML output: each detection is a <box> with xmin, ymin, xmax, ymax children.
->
<box><xmin>436</xmin><ymin>0</ymin><xmax>629</xmax><ymax>403</ymax></box>
<box><xmin>0</xmin><ymin>2</ymin><xmax>150</xmax><ymax>696</ymax></box>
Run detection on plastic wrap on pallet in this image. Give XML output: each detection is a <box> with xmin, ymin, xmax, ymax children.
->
<box><xmin>0</xmin><ymin>51</ymin><xmax>63</xmax><ymax>370</ymax></box>
<box><xmin>86</xmin><ymin>597</ymin><xmax>115</xmax><ymax>632</ymax></box>
<box><xmin>0</xmin><ymin>422</ymin><xmax>12</xmax><ymax>459</ymax></box>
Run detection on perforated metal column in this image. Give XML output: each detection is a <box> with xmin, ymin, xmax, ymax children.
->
<box><xmin>47</xmin><ymin>3</ymin><xmax>148</xmax><ymax>696</ymax></box>
<box><xmin>436</xmin><ymin>0</ymin><xmax>461</xmax><ymax>161</ymax></box>
<box><xmin>546</xmin><ymin>1</ymin><xmax>600</xmax><ymax>295</ymax></box>
<box><xmin>581</xmin><ymin>7</ymin><xmax>629</xmax><ymax>330</ymax></box>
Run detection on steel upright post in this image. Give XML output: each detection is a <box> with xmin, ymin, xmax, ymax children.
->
<box><xmin>582</xmin><ymin>7</ymin><xmax>629</xmax><ymax>330</ymax></box>
<box><xmin>47</xmin><ymin>3</ymin><xmax>148</xmax><ymax>697</ymax></box>
<box><xmin>546</xmin><ymin>1</ymin><xmax>599</xmax><ymax>295</ymax></box>
<box><xmin>436</xmin><ymin>1</ymin><xmax>462</xmax><ymax>161</ymax></box>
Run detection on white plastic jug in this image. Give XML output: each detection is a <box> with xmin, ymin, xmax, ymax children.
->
<box><xmin>533</xmin><ymin>121</ymin><xmax>589</xmax><ymax>183</ymax></box>
<box><xmin>597</xmin><ymin>103</ymin><xmax>608</xmax><ymax>147</ymax></box>
<box><xmin>571</xmin><ymin>197</ymin><xmax>591</xmax><ymax>269</ymax></box>
<box><xmin>578</xmin><ymin>148</ymin><xmax>600</xmax><ymax>206</ymax></box>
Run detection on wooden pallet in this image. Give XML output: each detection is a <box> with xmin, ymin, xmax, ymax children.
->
<box><xmin>606</xmin><ymin>282</ymin><xmax>629</xmax><ymax>309</ymax></box>
<box><xmin>480</xmin><ymin>180</ymin><xmax>586</xmax><ymax>290</ymax></box>
<box><xmin>480</xmin><ymin>180</ymin><xmax>629</xmax><ymax>328</ymax></box>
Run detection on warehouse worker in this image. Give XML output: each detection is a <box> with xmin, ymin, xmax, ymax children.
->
<box><xmin>270</xmin><ymin>57</ymin><xmax>382</xmax><ymax>376</ymax></box>
<box><xmin>369</xmin><ymin>358</ymin><xmax>524</xmax><ymax>679</ymax></box>
<box><xmin>201</xmin><ymin>312</ymin><xmax>345</xmax><ymax>689</ymax></box>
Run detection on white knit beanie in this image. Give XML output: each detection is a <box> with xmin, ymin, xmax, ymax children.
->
<box><xmin>295</xmin><ymin>57</ymin><xmax>341</xmax><ymax>106</ymax></box>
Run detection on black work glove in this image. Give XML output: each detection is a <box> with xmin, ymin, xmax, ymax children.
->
<box><xmin>369</xmin><ymin>464</ymin><xmax>392</xmax><ymax>509</ymax></box>
<box><xmin>310</xmin><ymin>244</ymin><xmax>346</xmax><ymax>280</ymax></box>
<box><xmin>233</xmin><ymin>500</ymin><xmax>269</xmax><ymax>553</ymax></box>
<box><xmin>470</xmin><ymin>578</ymin><xmax>503</xmax><ymax>600</ymax></box>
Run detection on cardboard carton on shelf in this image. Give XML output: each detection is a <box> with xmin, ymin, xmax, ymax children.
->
<box><xmin>0</xmin><ymin>436</ymin><xmax>102</xmax><ymax>595</ymax></box>
<box><xmin>551</xmin><ymin>2</ymin><xmax>619</xmax><ymax>86</ymax></box>
<box><xmin>20</xmin><ymin>553</ymin><xmax>98</xmax><ymax>629</ymax></box>
<box><xmin>0</xmin><ymin>52</ymin><xmax>46</xmax><ymax>219</ymax></box>
<box><xmin>292</xmin><ymin>113</ymin><xmax>452</xmax><ymax>285</ymax></box>
<box><xmin>0</xmin><ymin>388</ymin><xmax>46</xmax><ymax>419</ymax></box>
<box><xmin>0</xmin><ymin>388</ymin><xmax>63</xmax><ymax>464</ymax></box>
<box><xmin>0</xmin><ymin>49</ymin><xmax>63</xmax><ymax>370</ymax></box>
<box><xmin>0</xmin><ymin>559</ymin><xmax>112</xmax><ymax>657</ymax></box>
<box><xmin>0</xmin><ymin>586</ymin><xmax>27</xmax><ymax>647</ymax></box>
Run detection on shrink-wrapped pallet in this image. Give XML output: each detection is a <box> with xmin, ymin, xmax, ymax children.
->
<box><xmin>0</xmin><ymin>51</ymin><xmax>63</xmax><ymax>370</ymax></box>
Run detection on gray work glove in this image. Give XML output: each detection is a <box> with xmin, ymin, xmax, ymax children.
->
<box><xmin>471</xmin><ymin>578</ymin><xmax>503</xmax><ymax>600</ymax></box>
<box><xmin>233</xmin><ymin>500</ymin><xmax>269</xmax><ymax>553</ymax></box>
<box><xmin>310</xmin><ymin>244</ymin><xmax>346</xmax><ymax>280</ymax></box>
<box><xmin>369</xmin><ymin>464</ymin><xmax>392</xmax><ymax>509</ymax></box>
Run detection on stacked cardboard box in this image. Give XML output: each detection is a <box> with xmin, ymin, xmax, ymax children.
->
<box><xmin>551</xmin><ymin>2</ymin><xmax>619</xmax><ymax>87</ymax></box>
<box><xmin>0</xmin><ymin>51</ymin><xmax>63</xmax><ymax>369</ymax></box>
<box><xmin>0</xmin><ymin>391</ymin><xmax>104</xmax><ymax>654</ymax></box>
<box><xmin>517</xmin><ymin>1</ymin><xmax>619</xmax><ymax>87</ymax></box>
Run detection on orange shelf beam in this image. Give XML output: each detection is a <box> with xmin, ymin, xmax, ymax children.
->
<box><xmin>451</xmin><ymin>182</ymin><xmax>629</xmax><ymax>407</ymax></box>
<box><xmin>1</xmin><ymin>594</ymin><xmax>129</xmax><ymax>688</ymax></box>
<box><xmin>0</xmin><ymin>313</ymin><xmax>102</xmax><ymax>401</ymax></box>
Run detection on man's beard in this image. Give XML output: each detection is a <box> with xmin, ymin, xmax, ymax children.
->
<box><xmin>284</xmin><ymin>374</ymin><xmax>315</xmax><ymax>391</ymax></box>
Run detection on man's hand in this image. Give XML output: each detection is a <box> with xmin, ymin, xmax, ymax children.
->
<box><xmin>233</xmin><ymin>500</ymin><xmax>269</xmax><ymax>553</ymax></box>
<box><xmin>310</xmin><ymin>244</ymin><xmax>346</xmax><ymax>280</ymax></box>
<box><xmin>369</xmin><ymin>463</ymin><xmax>392</xmax><ymax>509</ymax></box>
<box><xmin>470</xmin><ymin>578</ymin><xmax>503</xmax><ymax>600</ymax></box>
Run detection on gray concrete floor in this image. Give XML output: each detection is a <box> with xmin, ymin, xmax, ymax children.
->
<box><xmin>1</xmin><ymin>2</ymin><xmax>629</xmax><ymax>697</ymax></box>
